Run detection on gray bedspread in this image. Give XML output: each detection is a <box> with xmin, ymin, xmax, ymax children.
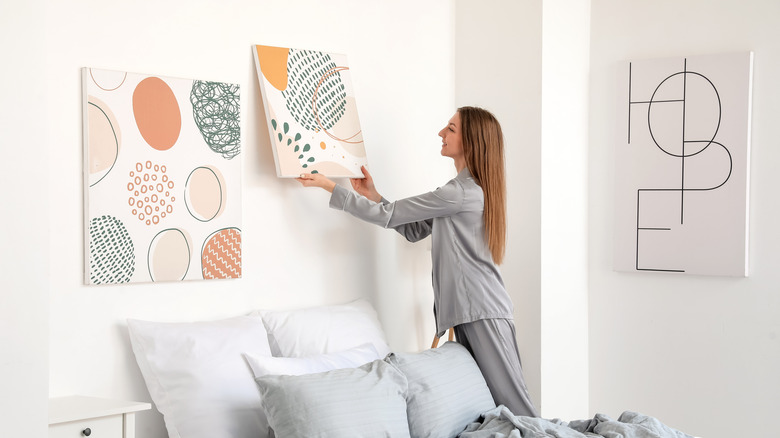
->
<box><xmin>458</xmin><ymin>406</ymin><xmax>696</xmax><ymax>438</ymax></box>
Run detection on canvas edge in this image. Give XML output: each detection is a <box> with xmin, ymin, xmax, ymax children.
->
<box><xmin>82</xmin><ymin>67</ymin><xmax>92</xmax><ymax>285</ymax></box>
<box><xmin>743</xmin><ymin>50</ymin><xmax>754</xmax><ymax>277</ymax></box>
<box><xmin>252</xmin><ymin>45</ymin><xmax>286</xmax><ymax>178</ymax></box>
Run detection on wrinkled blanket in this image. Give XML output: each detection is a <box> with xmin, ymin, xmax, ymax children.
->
<box><xmin>458</xmin><ymin>406</ymin><xmax>696</xmax><ymax>438</ymax></box>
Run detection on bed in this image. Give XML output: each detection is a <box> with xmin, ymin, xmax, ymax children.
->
<box><xmin>127</xmin><ymin>298</ymin><xmax>697</xmax><ymax>438</ymax></box>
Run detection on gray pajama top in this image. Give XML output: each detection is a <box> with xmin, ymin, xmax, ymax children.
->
<box><xmin>329</xmin><ymin>168</ymin><xmax>514</xmax><ymax>336</ymax></box>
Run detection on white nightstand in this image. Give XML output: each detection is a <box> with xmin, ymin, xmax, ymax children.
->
<box><xmin>49</xmin><ymin>396</ymin><xmax>151</xmax><ymax>438</ymax></box>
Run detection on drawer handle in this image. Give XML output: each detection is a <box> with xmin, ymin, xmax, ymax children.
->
<box><xmin>82</xmin><ymin>428</ymin><xmax>92</xmax><ymax>436</ymax></box>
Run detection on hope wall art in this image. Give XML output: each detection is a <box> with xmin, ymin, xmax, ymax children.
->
<box><xmin>613</xmin><ymin>53</ymin><xmax>753</xmax><ymax>276</ymax></box>
<box><xmin>83</xmin><ymin>68</ymin><xmax>242</xmax><ymax>285</ymax></box>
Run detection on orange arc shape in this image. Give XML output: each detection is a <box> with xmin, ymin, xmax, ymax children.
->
<box><xmin>257</xmin><ymin>45</ymin><xmax>289</xmax><ymax>91</ymax></box>
<box><xmin>132</xmin><ymin>77</ymin><xmax>181</xmax><ymax>151</ymax></box>
<box><xmin>312</xmin><ymin>66</ymin><xmax>363</xmax><ymax>144</ymax></box>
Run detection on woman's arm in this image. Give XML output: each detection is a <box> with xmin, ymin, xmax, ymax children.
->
<box><xmin>295</xmin><ymin>166</ymin><xmax>379</xmax><ymax>198</ymax></box>
<box><xmin>295</xmin><ymin>172</ymin><xmax>337</xmax><ymax>192</ymax></box>
<box><xmin>297</xmin><ymin>169</ymin><xmax>466</xmax><ymax>242</ymax></box>
<box><xmin>330</xmin><ymin>179</ymin><xmax>465</xmax><ymax>229</ymax></box>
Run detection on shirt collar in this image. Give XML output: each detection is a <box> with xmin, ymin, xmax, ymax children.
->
<box><xmin>457</xmin><ymin>167</ymin><xmax>473</xmax><ymax>180</ymax></box>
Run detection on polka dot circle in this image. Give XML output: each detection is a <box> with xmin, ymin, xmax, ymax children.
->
<box><xmin>127</xmin><ymin>160</ymin><xmax>175</xmax><ymax>225</ymax></box>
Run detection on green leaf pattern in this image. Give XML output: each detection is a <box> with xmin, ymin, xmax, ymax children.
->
<box><xmin>271</xmin><ymin>118</ymin><xmax>317</xmax><ymax>169</ymax></box>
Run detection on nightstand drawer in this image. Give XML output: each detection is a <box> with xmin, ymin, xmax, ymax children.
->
<box><xmin>49</xmin><ymin>396</ymin><xmax>151</xmax><ymax>438</ymax></box>
<box><xmin>48</xmin><ymin>414</ymin><xmax>123</xmax><ymax>438</ymax></box>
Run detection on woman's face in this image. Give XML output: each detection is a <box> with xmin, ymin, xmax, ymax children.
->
<box><xmin>438</xmin><ymin>112</ymin><xmax>464</xmax><ymax>161</ymax></box>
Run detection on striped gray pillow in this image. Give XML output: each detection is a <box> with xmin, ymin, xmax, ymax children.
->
<box><xmin>385</xmin><ymin>342</ymin><xmax>496</xmax><ymax>438</ymax></box>
<box><xmin>255</xmin><ymin>359</ymin><xmax>410</xmax><ymax>437</ymax></box>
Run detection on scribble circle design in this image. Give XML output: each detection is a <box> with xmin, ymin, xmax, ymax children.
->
<box><xmin>283</xmin><ymin>49</ymin><xmax>346</xmax><ymax>131</ymax></box>
<box><xmin>89</xmin><ymin>215</ymin><xmax>135</xmax><ymax>284</ymax></box>
<box><xmin>128</xmin><ymin>161</ymin><xmax>175</xmax><ymax>225</ymax></box>
<box><xmin>648</xmin><ymin>71</ymin><xmax>721</xmax><ymax>158</ymax></box>
<box><xmin>201</xmin><ymin>228</ymin><xmax>241</xmax><ymax>279</ymax></box>
<box><xmin>148</xmin><ymin>228</ymin><xmax>191</xmax><ymax>282</ymax></box>
<box><xmin>190</xmin><ymin>80</ymin><xmax>241</xmax><ymax>159</ymax></box>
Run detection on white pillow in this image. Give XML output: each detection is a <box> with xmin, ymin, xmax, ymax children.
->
<box><xmin>127</xmin><ymin>316</ymin><xmax>273</xmax><ymax>438</ymax></box>
<box><xmin>252</xmin><ymin>298</ymin><xmax>391</xmax><ymax>357</ymax></box>
<box><xmin>256</xmin><ymin>360</ymin><xmax>411</xmax><ymax>438</ymax></box>
<box><xmin>385</xmin><ymin>342</ymin><xmax>496</xmax><ymax>438</ymax></box>
<box><xmin>243</xmin><ymin>343</ymin><xmax>380</xmax><ymax>377</ymax></box>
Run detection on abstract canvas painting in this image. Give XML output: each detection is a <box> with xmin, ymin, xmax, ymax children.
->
<box><xmin>253</xmin><ymin>44</ymin><xmax>368</xmax><ymax>177</ymax></box>
<box><xmin>613</xmin><ymin>52</ymin><xmax>753</xmax><ymax>276</ymax></box>
<box><xmin>83</xmin><ymin>68</ymin><xmax>242</xmax><ymax>284</ymax></box>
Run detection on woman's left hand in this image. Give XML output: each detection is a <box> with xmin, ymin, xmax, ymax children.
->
<box><xmin>296</xmin><ymin>173</ymin><xmax>337</xmax><ymax>193</ymax></box>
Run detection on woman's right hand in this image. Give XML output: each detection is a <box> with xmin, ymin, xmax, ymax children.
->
<box><xmin>350</xmin><ymin>166</ymin><xmax>382</xmax><ymax>203</ymax></box>
<box><xmin>296</xmin><ymin>172</ymin><xmax>337</xmax><ymax>193</ymax></box>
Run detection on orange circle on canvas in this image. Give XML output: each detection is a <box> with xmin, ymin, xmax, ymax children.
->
<box><xmin>133</xmin><ymin>77</ymin><xmax>181</xmax><ymax>150</ymax></box>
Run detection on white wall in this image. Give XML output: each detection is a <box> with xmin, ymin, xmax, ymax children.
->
<box><xmin>589</xmin><ymin>1</ymin><xmax>780</xmax><ymax>437</ymax></box>
<box><xmin>540</xmin><ymin>0</ymin><xmax>590</xmax><ymax>419</ymax></box>
<box><xmin>39</xmin><ymin>1</ymin><xmax>455</xmax><ymax>436</ymax></box>
<box><xmin>0</xmin><ymin>2</ymin><xmax>49</xmax><ymax>435</ymax></box>
<box><xmin>455</xmin><ymin>0</ymin><xmax>545</xmax><ymax>412</ymax></box>
<box><xmin>7</xmin><ymin>1</ymin><xmax>777</xmax><ymax>436</ymax></box>
<box><xmin>455</xmin><ymin>0</ymin><xmax>592</xmax><ymax>420</ymax></box>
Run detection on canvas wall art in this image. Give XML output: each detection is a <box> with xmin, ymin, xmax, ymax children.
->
<box><xmin>253</xmin><ymin>44</ymin><xmax>368</xmax><ymax>177</ymax></box>
<box><xmin>613</xmin><ymin>52</ymin><xmax>753</xmax><ymax>276</ymax></box>
<box><xmin>83</xmin><ymin>68</ymin><xmax>242</xmax><ymax>285</ymax></box>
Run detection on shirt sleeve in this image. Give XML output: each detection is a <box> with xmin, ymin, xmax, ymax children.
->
<box><xmin>329</xmin><ymin>180</ymin><xmax>466</xmax><ymax>242</ymax></box>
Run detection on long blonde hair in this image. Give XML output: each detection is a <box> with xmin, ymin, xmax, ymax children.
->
<box><xmin>458</xmin><ymin>106</ymin><xmax>507</xmax><ymax>264</ymax></box>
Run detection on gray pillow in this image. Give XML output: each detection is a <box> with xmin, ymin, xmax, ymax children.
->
<box><xmin>255</xmin><ymin>359</ymin><xmax>411</xmax><ymax>438</ymax></box>
<box><xmin>385</xmin><ymin>341</ymin><xmax>496</xmax><ymax>438</ymax></box>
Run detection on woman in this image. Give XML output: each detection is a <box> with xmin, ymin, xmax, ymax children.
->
<box><xmin>296</xmin><ymin>106</ymin><xmax>538</xmax><ymax>417</ymax></box>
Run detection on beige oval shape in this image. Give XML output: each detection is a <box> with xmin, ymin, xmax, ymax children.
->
<box><xmin>89</xmin><ymin>68</ymin><xmax>127</xmax><ymax>91</ymax></box>
<box><xmin>148</xmin><ymin>229</ymin><xmax>191</xmax><ymax>282</ymax></box>
<box><xmin>330</xmin><ymin>96</ymin><xmax>366</xmax><ymax>157</ymax></box>
<box><xmin>87</xmin><ymin>96</ymin><xmax>121</xmax><ymax>186</ymax></box>
<box><xmin>184</xmin><ymin>166</ymin><xmax>225</xmax><ymax>221</ymax></box>
<box><xmin>308</xmin><ymin>160</ymin><xmax>356</xmax><ymax>177</ymax></box>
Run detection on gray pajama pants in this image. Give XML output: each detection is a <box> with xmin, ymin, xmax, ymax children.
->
<box><xmin>454</xmin><ymin>318</ymin><xmax>539</xmax><ymax>417</ymax></box>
